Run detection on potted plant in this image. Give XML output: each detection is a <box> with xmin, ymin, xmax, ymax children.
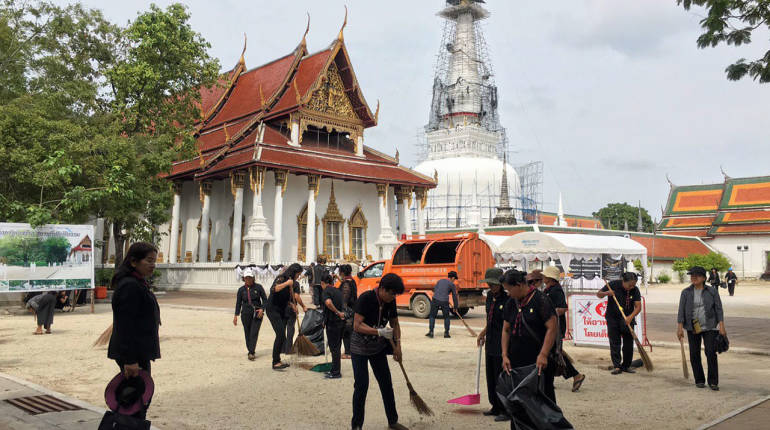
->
<box><xmin>94</xmin><ymin>268</ymin><xmax>114</xmax><ymax>299</ymax></box>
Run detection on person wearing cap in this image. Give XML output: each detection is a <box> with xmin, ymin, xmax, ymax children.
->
<box><xmin>677</xmin><ymin>266</ymin><xmax>726</xmax><ymax>390</ymax></box>
<box><xmin>426</xmin><ymin>271</ymin><xmax>459</xmax><ymax>338</ymax></box>
<box><xmin>597</xmin><ymin>272</ymin><xmax>641</xmax><ymax>375</ymax></box>
<box><xmin>233</xmin><ymin>268</ymin><xmax>267</xmax><ymax>361</ymax></box>
<box><xmin>527</xmin><ymin>269</ymin><xmax>544</xmax><ymax>290</ymax></box>
<box><xmin>541</xmin><ymin>267</ymin><xmax>586</xmax><ymax>392</ymax></box>
<box><xmin>724</xmin><ymin>268</ymin><xmax>738</xmax><ymax>297</ymax></box>
<box><xmin>476</xmin><ymin>267</ymin><xmax>510</xmax><ymax>422</ymax></box>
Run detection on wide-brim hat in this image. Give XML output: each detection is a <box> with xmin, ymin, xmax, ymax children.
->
<box><xmin>105</xmin><ymin>370</ymin><xmax>154</xmax><ymax>416</ymax></box>
<box><xmin>687</xmin><ymin>266</ymin><xmax>707</xmax><ymax>277</ymax></box>
<box><xmin>480</xmin><ymin>268</ymin><xmax>503</xmax><ymax>285</ymax></box>
<box><xmin>542</xmin><ymin>266</ymin><xmax>562</xmax><ymax>281</ymax></box>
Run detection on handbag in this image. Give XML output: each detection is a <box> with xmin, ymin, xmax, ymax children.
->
<box><xmin>98</xmin><ymin>410</ymin><xmax>151</xmax><ymax>430</ymax></box>
<box><xmin>520</xmin><ymin>311</ymin><xmax>567</xmax><ymax>377</ymax></box>
<box><xmin>245</xmin><ymin>287</ymin><xmax>261</xmax><ymax>320</ymax></box>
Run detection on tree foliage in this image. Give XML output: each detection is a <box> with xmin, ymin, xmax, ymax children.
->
<box><xmin>0</xmin><ymin>235</ymin><xmax>69</xmax><ymax>265</ymax></box>
<box><xmin>672</xmin><ymin>252</ymin><xmax>732</xmax><ymax>276</ymax></box>
<box><xmin>678</xmin><ymin>0</ymin><xmax>770</xmax><ymax>82</ymax></box>
<box><xmin>593</xmin><ymin>202</ymin><xmax>654</xmax><ymax>232</ymax></box>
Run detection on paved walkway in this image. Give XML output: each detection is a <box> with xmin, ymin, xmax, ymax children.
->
<box><xmin>702</xmin><ymin>396</ymin><xmax>770</xmax><ymax>429</ymax></box>
<box><xmin>0</xmin><ymin>372</ymin><xmax>104</xmax><ymax>429</ymax></box>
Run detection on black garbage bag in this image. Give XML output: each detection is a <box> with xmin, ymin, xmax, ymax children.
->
<box><xmin>300</xmin><ymin>309</ymin><xmax>325</xmax><ymax>355</ymax></box>
<box><xmin>496</xmin><ymin>365</ymin><xmax>573</xmax><ymax>430</ymax></box>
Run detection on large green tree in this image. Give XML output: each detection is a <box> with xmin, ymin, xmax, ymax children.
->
<box><xmin>678</xmin><ymin>0</ymin><xmax>770</xmax><ymax>82</ymax></box>
<box><xmin>593</xmin><ymin>202</ymin><xmax>654</xmax><ymax>232</ymax></box>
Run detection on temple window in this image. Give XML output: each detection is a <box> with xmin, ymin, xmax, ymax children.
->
<box><xmin>296</xmin><ymin>203</ymin><xmax>319</xmax><ymax>261</ymax></box>
<box><xmin>322</xmin><ymin>182</ymin><xmax>345</xmax><ymax>260</ymax></box>
<box><xmin>348</xmin><ymin>205</ymin><xmax>368</xmax><ymax>261</ymax></box>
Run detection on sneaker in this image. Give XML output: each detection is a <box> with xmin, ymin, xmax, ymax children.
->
<box><xmin>247</xmin><ymin>353</ymin><xmax>255</xmax><ymax>361</ymax></box>
<box><xmin>444</xmin><ymin>332</ymin><xmax>451</xmax><ymax>338</ymax></box>
<box><xmin>709</xmin><ymin>385</ymin><xmax>719</xmax><ymax>391</ymax></box>
<box><xmin>425</xmin><ymin>332</ymin><xmax>434</xmax><ymax>338</ymax></box>
<box><xmin>696</xmin><ymin>383</ymin><xmax>706</xmax><ymax>388</ymax></box>
<box><xmin>325</xmin><ymin>373</ymin><xmax>342</xmax><ymax>379</ymax></box>
<box><xmin>494</xmin><ymin>414</ymin><xmax>511</xmax><ymax>422</ymax></box>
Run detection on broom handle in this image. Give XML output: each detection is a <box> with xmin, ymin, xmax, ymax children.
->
<box><xmin>389</xmin><ymin>339</ymin><xmax>411</xmax><ymax>384</ymax></box>
<box><xmin>609</xmin><ymin>292</ymin><xmax>645</xmax><ymax>349</ymax></box>
<box><xmin>475</xmin><ymin>346</ymin><xmax>482</xmax><ymax>395</ymax></box>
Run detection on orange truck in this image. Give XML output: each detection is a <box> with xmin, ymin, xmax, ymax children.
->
<box><xmin>355</xmin><ymin>232</ymin><xmax>495</xmax><ymax>318</ymax></box>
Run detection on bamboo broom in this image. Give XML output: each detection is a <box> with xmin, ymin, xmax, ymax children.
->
<box><xmin>607</xmin><ymin>288</ymin><xmax>653</xmax><ymax>372</ymax></box>
<box><xmin>389</xmin><ymin>339</ymin><xmax>433</xmax><ymax>416</ymax></box>
<box><xmin>290</xmin><ymin>286</ymin><xmax>319</xmax><ymax>356</ymax></box>
<box><xmin>680</xmin><ymin>338</ymin><xmax>689</xmax><ymax>379</ymax></box>
<box><xmin>453</xmin><ymin>310</ymin><xmax>477</xmax><ymax>337</ymax></box>
<box><xmin>93</xmin><ymin>324</ymin><xmax>112</xmax><ymax>347</ymax></box>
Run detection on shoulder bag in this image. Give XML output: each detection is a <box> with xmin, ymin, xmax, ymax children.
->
<box><xmin>520</xmin><ymin>308</ymin><xmax>567</xmax><ymax>377</ymax></box>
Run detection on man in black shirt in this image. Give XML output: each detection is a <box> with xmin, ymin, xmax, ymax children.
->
<box><xmin>725</xmin><ymin>268</ymin><xmax>738</xmax><ymax>296</ymax></box>
<box><xmin>350</xmin><ymin>273</ymin><xmax>408</xmax><ymax>430</ymax></box>
<box><xmin>598</xmin><ymin>272</ymin><xmax>642</xmax><ymax>374</ymax></box>
<box><xmin>541</xmin><ymin>267</ymin><xmax>586</xmax><ymax>392</ymax></box>
<box><xmin>322</xmin><ymin>273</ymin><xmax>345</xmax><ymax>379</ymax></box>
<box><xmin>476</xmin><ymin>267</ymin><xmax>509</xmax><ymax>422</ymax></box>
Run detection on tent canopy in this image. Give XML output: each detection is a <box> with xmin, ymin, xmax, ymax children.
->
<box><xmin>480</xmin><ymin>232</ymin><xmax>648</xmax><ymax>276</ymax></box>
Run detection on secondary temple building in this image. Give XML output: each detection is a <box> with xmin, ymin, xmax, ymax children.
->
<box><xmin>98</xmin><ymin>21</ymin><xmax>435</xmax><ymax>271</ymax></box>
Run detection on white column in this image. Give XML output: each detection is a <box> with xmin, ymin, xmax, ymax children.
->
<box><xmin>273</xmin><ymin>170</ymin><xmax>287</xmax><ymax>263</ymax></box>
<box><xmin>378</xmin><ymin>185</ymin><xmax>392</xmax><ymax>233</ymax></box>
<box><xmin>305</xmin><ymin>175</ymin><xmax>319</xmax><ymax>263</ymax></box>
<box><xmin>244</xmin><ymin>167</ymin><xmax>274</xmax><ymax>264</ymax></box>
<box><xmin>396</xmin><ymin>186</ymin><xmax>412</xmax><ymax>239</ymax></box>
<box><xmin>415</xmin><ymin>188</ymin><xmax>426</xmax><ymax>237</ymax></box>
<box><xmin>356</xmin><ymin>135</ymin><xmax>364</xmax><ymax>157</ymax></box>
<box><xmin>197</xmin><ymin>181</ymin><xmax>212</xmax><ymax>262</ymax></box>
<box><xmin>289</xmin><ymin>118</ymin><xmax>301</xmax><ymax>147</ymax></box>
<box><xmin>169</xmin><ymin>182</ymin><xmax>182</xmax><ymax>263</ymax></box>
<box><xmin>231</xmin><ymin>171</ymin><xmax>246</xmax><ymax>262</ymax></box>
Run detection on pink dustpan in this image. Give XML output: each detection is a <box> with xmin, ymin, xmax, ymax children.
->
<box><xmin>448</xmin><ymin>346</ymin><xmax>482</xmax><ymax>405</ymax></box>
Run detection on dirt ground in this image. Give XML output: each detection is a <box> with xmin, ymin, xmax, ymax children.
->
<box><xmin>2</xmin><ymin>302</ymin><xmax>770</xmax><ymax>430</ymax></box>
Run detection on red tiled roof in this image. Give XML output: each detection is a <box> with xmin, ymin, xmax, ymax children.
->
<box><xmin>661</xmin><ymin>229</ymin><xmax>710</xmax><ymax>238</ymax></box>
<box><xmin>269</xmin><ymin>50</ymin><xmax>332</xmax><ymax>115</ymax></box>
<box><xmin>197</xmin><ymin>117</ymin><xmax>255</xmax><ymax>153</ymax></box>
<box><xmin>629</xmin><ymin>234</ymin><xmax>712</xmax><ymax>260</ymax></box>
<box><xmin>537</xmin><ymin>213</ymin><xmax>603</xmax><ymax>229</ymax></box>
<box><xmin>659</xmin><ymin>216</ymin><xmax>716</xmax><ymax>229</ymax></box>
<box><xmin>710</xmin><ymin>223</ymin><xmax>770</xmax><ymax>235</ymax></box>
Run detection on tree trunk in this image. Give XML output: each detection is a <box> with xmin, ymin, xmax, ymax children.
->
<box><xmin>112</xmin><ymin>221</ymin><xmax>127</xmax><ymax>268</ymax></box>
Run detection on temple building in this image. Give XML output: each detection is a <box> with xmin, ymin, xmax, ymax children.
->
<box><xmin>96</xmin><ymin>17</ymin><xmax>436</xmax><ymax>287</ymax></box>
<box><xmin>658</xmin><ymin>173</ymin><xmax>770</xmax><ymax>278</ymax></box>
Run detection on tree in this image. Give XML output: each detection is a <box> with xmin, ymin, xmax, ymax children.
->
<box><xmin>672</xmin><ymin>252</ymin><xmax>732</xmax><ymax>278</ymax></box>
<box><xmin>678</xmin><ymin>0</ymin><xmax>770</xmax><ymax>82</ymax></box>
<box><xmin>593</xmin><ymin>202</ymin><xmax>654</xmax><ymax>232</ymax></box>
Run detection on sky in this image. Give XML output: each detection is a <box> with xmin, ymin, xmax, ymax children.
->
<box><xmin>57</xmin><ymin>0</ymin><xmax>770</xmax><ymax>219</ymax></box>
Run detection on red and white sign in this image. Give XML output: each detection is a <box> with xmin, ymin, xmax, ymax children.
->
<box><xmin>570</xmin><ymin>294</ymin><xmax>644</xmax><ymax>348</ymax></box>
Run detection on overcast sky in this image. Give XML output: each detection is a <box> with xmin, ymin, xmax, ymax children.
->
<box><xmin>60</xmin><ymin>0</ymin><xmax>769</xmax><ymax>218</ymax></box>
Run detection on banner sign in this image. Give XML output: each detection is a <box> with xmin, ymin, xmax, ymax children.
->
<box><xmin>601</xmin><ymin>255</ymin><xmax>624</xmax><ymax>281</ymax></box>
<box><xmin>0</xmin><ymin>223</ymin><xmax>94</xmax><ymax>293</ymax></box>
<box><xmin>570</xmin><ymin>294</ymin><xmax>644</xmax><ymax>348</ymax></box>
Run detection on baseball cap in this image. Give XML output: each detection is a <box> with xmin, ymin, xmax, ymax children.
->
<box><xmin>687</xmin><ymin>266</ymin><xmax>707</xmax><ymax>277</ymax></box>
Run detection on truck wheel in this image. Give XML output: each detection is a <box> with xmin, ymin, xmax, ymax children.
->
<box><xmin>411</xmin><ymin>295</ymin><xmax>431</xmax><ymax>319</ymax></box>
<box><xmin>457</xmin><ymin>307</ymin><xmax>469</xmax><ymax>317</ymax></box>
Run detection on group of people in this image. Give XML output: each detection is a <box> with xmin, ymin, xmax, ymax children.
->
<box><xmin>709</xmin><ymin>267</ymin><xmax>739</xmax><ymax>297</ymax></box>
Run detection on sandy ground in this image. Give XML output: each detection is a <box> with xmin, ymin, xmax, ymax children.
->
<box><xmin>2</xmin><ymin>302</ymin><xmax>770</xmax><ymax>430</ymax></box>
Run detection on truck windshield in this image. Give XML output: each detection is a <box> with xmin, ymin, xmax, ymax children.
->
<box><xmin>392</xmin><ymin>243</ymin><xmax>428</xmax><ymax>265</ymax></box>
<box><xmin>423</xmin><ymin>241</ymin><xmax>461</xmax><ymax>264</ymax></box>
<box><xmin>360</xmin><ymin>262</ymin><xmax>384</xmax><ymax>278</ymax></box>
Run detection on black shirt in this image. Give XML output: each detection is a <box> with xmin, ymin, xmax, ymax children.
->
<box><xmin>108</xmin><ymin>275</ymin><xmax>161</xmax><ymax>363</ymax></box>
<box><xmin>323</xmin><ymin>285</ymin><xmax>344</xmax><ymax>323</ymax></box>
<box><xmin>484</xmin><ymin>290</ymin><xmax>509</xmax><ymax>357</ymax></box>
<box><xmin>354</xmin><ymin>289</ymin><xmax>397</xmax><ymax>328</ymax></box>
<box><xmin>267</xmin><ymin>275</ymin><xmax>300</xmax><ymax>313</ymax></box>
<box><xmin>600</xmin><ymin>280</ymin><xmax>641</xmax><ymax>323</ymax></box>
<box><xmin>340</xmin><ymin>277</ymin><xmax>358</xmax><ymax>311</ymax></box>
<box><xmin>544</xmin><ymin>284</ymin><xmax>568</xmax><ymax>335</ymax></box>
<box><xmin>503</xmin><ymin>289</ymin><xmax>556</xmax><ymax>368</ymax></box>
<box><xmin>725</xmin><ymin>272</ymin><xmax>737</xmax><ymax>286</ymax></box>
<box><xmin>235</xmin><ymin>283</ymin><xmax>267</xmax><ymax>316</ymax></box>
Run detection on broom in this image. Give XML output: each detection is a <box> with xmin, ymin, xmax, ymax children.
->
<box><xmin>93</xmin><ymin>324</ymin><xmax>112</xmax><ymax>347</ymax></box>
<box><xmin>679</xmin><ymin>337</ymin><xmax>689</xmax><ymax>379</ymax></box>
<box><xmin>608</xmin><ymin>291</ymin><xmax>653</xmax><ymax>372</ymax></box>
<box><xmin>290</xmin><ymin>291</ymin><xmax>319</xmax><ymax>356</ymax></box>
<box><xmin>389</xmin><ymin>339</ymin><xmax>433</xmax><ymax>416</ymax></box>
<box><xmin>453</xmin><ymin>309</ymin><xmax>477</xmax><ymax>337</ymax></box>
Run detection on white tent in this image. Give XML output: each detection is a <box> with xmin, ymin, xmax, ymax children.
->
<box><xmin>481</xmin><ymin>232</ymin><xmax>648</xmax><ymax>281</ymax></box>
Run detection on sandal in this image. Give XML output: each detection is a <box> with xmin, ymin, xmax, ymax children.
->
<box><xmin>33</xmin><ymin>331</ymin><xmax>43</xmax><ymax>335</ymax></box>
<box><xmin>272</xmin><ymin>362</ymin><xmax>290</xmax><ymax>370</ymax></box>
<box><xmin>572</xmin><ymin>374</ymin><xmax>586</xmax><ymax>392</ymax></box>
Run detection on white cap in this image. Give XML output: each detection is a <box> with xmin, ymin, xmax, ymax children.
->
<box><xmin>242</xmin><ymin>268</ymin><xmax>255</xmax><ymax>279</ymax></box>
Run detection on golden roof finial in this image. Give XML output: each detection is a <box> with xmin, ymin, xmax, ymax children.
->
<box><xmin>259</xmin><ymin>84</ymin><xmax>265</xmax><ymax>107</ymax></box>
<box><xmin>239</xmin><ymin>33</ymin><xmax>247</xmax><ymax>66</ymax></box>
<box><xmin>374</xmin><ymin>99</ymin><xmax>380</xmax><ymax>123</ymax></box>
<box><xmin>293</xmin><ymin>79</ymin><xmax>302</xmax><ymax>104</ymax></box>
<box><xmin>301</xmin><ymin>13</ymin><xmax>310</xmax><ymax>47</ymax></box>
<box><xmin>198</xmin><ymin>148</ymin><xmax>205</xmax><ymax>167</ymax></box>
<box><xmin>338</xmin><ymin>5</ymin><xmax>348</xmax><ymax>41</ymax></box>
<box><xmin>224</xmin><ymin>123</ymin><xmax>230</xmax><ymax>141</ymax></box>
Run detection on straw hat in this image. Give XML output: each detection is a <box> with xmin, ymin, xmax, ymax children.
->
<box><xmin>542</xmin><ymin>266</ymin><xmax>562</xmax><ymax>282</ymax></box>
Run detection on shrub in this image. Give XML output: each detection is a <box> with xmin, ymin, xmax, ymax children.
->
<box><xmin>657</xmin><ymin>272</ymin><xmax>671</xmax><ymax>283</ymax></box>
<box><xmin>95</xmin><ymin>268</ymin><xmax>114</xmax><ymax>287</ymax></box>
<box><xmin>676</xmin><ymin>270</ymin><xmax>686</xmax><ymax>283</ymax></box>
<box><xmin>673</xmin><ymin>252</ymin><xmax>732</xmax><ymax>275</ymax></box>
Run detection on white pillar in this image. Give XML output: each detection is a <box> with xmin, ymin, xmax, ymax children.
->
<box><xmin>169</xmin><ymin>182</ymin><xmax>182</xmax><ymax>263</ymax></box>
<box><xmin>356</xmin><ymin>135</ymin><xmax>364</xmax><ymax>157</ymax></box>
<box><xmin>289</xmin><ymin>118</ymin><xmax>300</xmax><ymax>147</ymax></box>
<box><xmin>396</xmin><ymin>186</ymin><xmax>412</xmax><ymax>239</ymax></box>
<box><xmin>378</xmin><ymin>185</ymin><xmax>392</xmax><ymax>233</ymax></box>
<box><xmin>197</xmin><ymin>181</ymin><xmax>212</xmax><ymax>262</ymax></box>
<box><xmin>415</xmin><ymin>188</ymin><xmax>426</xmax><ymax>237</ymax></box>
<box><xmin>244</xmin><ymin>167</ymin><xmax>274</xmax><ymax>264</ymax></box>
<box><xmin>305</xmin><ymin>175</ymin><xmax>319</xmax><ymax>263</ymax></box>
<box><xmin>231</xmin><ymin>172</ymin><xmax>246</xmax><ymax>262</ymax></box>
<box><xmin>273</xmin><ymin>170</ymin><xmax>287</xmax><ymax>263</ymax></box>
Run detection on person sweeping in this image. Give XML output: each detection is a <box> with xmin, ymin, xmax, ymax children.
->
<box><xmin>322</xmin><ymin>273</ymin><xmax>345</xmax><ymax>379</ymax></box>
<box><xmin>350</xmin><ymin>273</ymin><xmax>409</xmax><ymax>430</ymax></box>
<box><xmin>266</xmin><ymin>263</ymin><xmax>303</xmax><ymax>370</ymax></box>
<box><xmin>475</xmin><ymin>267</ymin><xmax>510</xmax><ymax>422</ymax></box>
<box><xmin>541</xmin><ymin>267</ymin><xmax>586</xmax><ymax>392</ymax></box>
<box><xmin>597</xmin><ymin>272</ymin><xmax>641</xmax><ymax>375</ymax></box>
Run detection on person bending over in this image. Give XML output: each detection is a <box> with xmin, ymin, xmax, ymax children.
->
<box><xmin>426</xmin><ymin>270</ymin><xmax>459</xmax><ymax>338</ymax></box>
<box><xmin>597</xmin><ymin>272</ymin><xmax>641</xmax><ymax>375</ymax></box>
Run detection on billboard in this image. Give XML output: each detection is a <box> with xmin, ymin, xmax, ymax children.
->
<box><xmin>570</xmin><ymin>294</ymin><xmax>644</xmax><ymax>348</ymax></box>
<box><xmin>0</xmin><ymin>223</ymin><xmax>94</xmax><ymax>293</ymax></box>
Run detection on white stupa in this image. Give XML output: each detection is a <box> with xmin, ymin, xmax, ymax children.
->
<box><xmin>413</xmin><ymin>0</ymin><xmax>520</xmax><ymax>230</ymax></box>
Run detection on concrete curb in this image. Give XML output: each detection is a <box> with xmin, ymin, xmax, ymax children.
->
<box><xmin>0</xmin><ymin>372</ymin><xmax>162</xmax><ymax>430</ymax></box>
<box><xmin>650</xmin><ymin>341</ymin><xmax>770</xmax><ymax>357</ymax></box>
<box><xmin>696</xmin><ymin>395</ymin><xmax>770</xmax><ymax>430</ymax></box>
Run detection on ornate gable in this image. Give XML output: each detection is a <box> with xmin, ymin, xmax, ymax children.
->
<box><xmin>306</xmin><ymin>63</ymin><xmax>358</xmax><ymax>121</ymax></box>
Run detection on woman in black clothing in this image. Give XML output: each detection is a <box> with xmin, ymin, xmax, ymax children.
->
<box><xmin>233</xmin><ymin>268</ymin><xmax>267</xmax><ymax>361</ymax></box>
<box><xmin>266</xmin><ymin>263</ymin><xmax>303</xmax><ymax>370</ymax></box>
<box><xmin>350</xmin><ymin>273</ymin><xmax>408</xmax><ymax>430</ymax></box>
<box><xmin>476</xmin><ymin>267</ymin><xmax>509</xmax><ymax>422</ymax></box>
<box><xmin>500</xmin><ymin>269</ymin><xmax>558</xmax><ymax>403</ymax></box>
<box><xmin>107</xmin><ymin>242</ymin><xmax>160</xmax><ymax>419</ymax></box>
<box><xmin>322</xmin><ymin>273</ymin><xmax>345</xmax><ymax>378</ymax></box>
<box><xmin>338</xmin><ymin>264</ymin><xmax>358</xmax><ymax>358</ymax></box>
<box><xmin>708</xmin><ymin>268</ymin><xmax>721</xmax><ymax>289</ymax></box>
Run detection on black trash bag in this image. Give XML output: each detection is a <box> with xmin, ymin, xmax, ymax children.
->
<box><xmin>716</xmin><ymin>333</ymin><xmax>729</xmax><ymax>353</ymax></box>
<box><xmin>496</xmin><ymin>365</ymin><xmax>573</xmax><ymax>430</ymax></box>
<box><xmin>98</xmin><ymin>411</ymin><xmax>151</xmax><ymax>430</ymax></box>
<box><xmin>300</xmin><ymin>308</ymin><xmax>325</xmax><ymax>355</ymax></box>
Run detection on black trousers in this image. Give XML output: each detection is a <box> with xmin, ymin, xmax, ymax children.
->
<box><xmin>326</xmin><ymin>320</ymin><xmax>344</xmax><ymax>375</ymax></box>
<box><xmin>284</xmin><ymin>311</ymin><xmax>296</xmax><ymax>354</ymax></box>
<box><xmin>115</xmin><ymin>359</ymin><xmax>152</xmax><ymax>420</ymax></box>
<box><xmin>607</xmin><ymin>319</ymin><xmax>634</xmax><ymax>370</ymax></box>
<box><xmin>266</xmin><ymin>308</ymin><xmax>288</xmax><ymax>365</ymax></box>
<box><xmin>311</xmin><ymin>284</ymin><xmax>323</xmax><ymax>306</ymax></box>
<box><xmin>688</xmin><ymin>330</ymin><xmax>719</xmax><ymax>386</ymax></box>
<box><xmin>36</xmin><ymin>294</ymin><xmax>56</xmax><ymax>328</ymax></box>
<box><xmin>428</xmin><ymin>299</ymin><xmax>452</xmax><ymax>334</ymax></box>
<box><xmin>240</xmin><ymin>307</ymin><xmax>263</xmax><ymax>355</ymax></box>
<box><xmin>351</xmin><ymin>351</ymin><xmax>398</xmax><ymax>428</ymax></box>
<box><xmin>342</xmin><ymin>322</ymin><xmax>352</xmax><ymax>355</ymax></box>
<box><xmin>562</xmin><ymin>355</ymin><xmax>580</xmax><ymax>379</ymax></box>
<box><xmin>485</xmin><ymin>354</ymin><xmax>505</xmax><ymax>414</ymax></box>
<box><xmin>542</xmin><ymin>365</ymin><xmax>556</xmax><ymax>404</ymax></box>
<box><xmin>728</xmin><ymin>283</ymin><xmax>735</xmax><ymax>296</ymax></box>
